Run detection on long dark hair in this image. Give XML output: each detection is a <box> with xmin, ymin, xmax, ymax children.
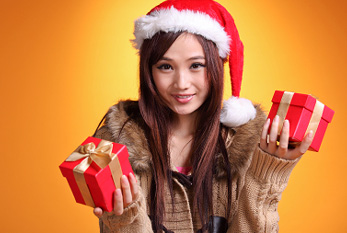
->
<box><xmin>138</xmin><ymin>31</ymin><xmax>231</xmax><ymax>232</ymax></box>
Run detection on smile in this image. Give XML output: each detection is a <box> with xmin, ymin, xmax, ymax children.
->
<box><xmin>173</xmin><ymin>94</ymin><xmax>195</xmax><ymax>103</ymax></box>
<box><xmin>175</xmin><ymin>95</ymin><xmax>193</xmax><ymax>99</ymax></box>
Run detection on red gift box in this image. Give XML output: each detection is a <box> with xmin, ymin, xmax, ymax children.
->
<box><xmin>268</xmin><ymin>90</ymin><xmax>334</xmax><ymax>152</ymax></box>
<box><xmin>59</xmin><ymin>137</ymin><xmax>134</xmax><ymax>212</ymax></box>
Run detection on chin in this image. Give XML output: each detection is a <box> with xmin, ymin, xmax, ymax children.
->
<box><xmin>171</xmin><ymin>106</ymin><xmax>200</xmax><ymax>116</ymax></box>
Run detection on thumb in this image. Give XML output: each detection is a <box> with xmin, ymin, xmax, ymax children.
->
<box><xmin>93</xmin><ymin>207</ymin><xmax>103</xmax><ymax>218</ymax></box>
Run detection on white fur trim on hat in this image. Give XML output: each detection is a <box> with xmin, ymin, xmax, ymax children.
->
<box><xmin>220</xmin><ymin>96</ymin><xmax>257</xmax><ymax>127</ymax></box>
<box><xmin>132</xmin><ymin>6</ymin><xmax>230</xmax><ymax>58</ymax></box>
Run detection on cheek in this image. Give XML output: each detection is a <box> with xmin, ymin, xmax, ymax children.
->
<box><xmin>202</xmin><ymin>79</ymin><xmax>211</xmax><ymax>101</ymax></box>
<box><xmin>203</xmin><ymin>77</ymin><xmax>209</xmax><ymax>90</ymax></box>
<box><xmin>202</xmin><ymin>83</ymin><xmax>210</xmax><ymax>99</ymax></box>
<box><xmin>152</xmin><ymin>72</ymin><xmax>167</xmax><ymax>96</ymax></box>
<box><xmin>199</xmin><ymin>72</ymin><xmax>209</xmax><ymax>93</ymax></box>
<box><xmin>155</xmin><ymin>81</ymin><xmax>165</xmax><ymax>96</ymax></box>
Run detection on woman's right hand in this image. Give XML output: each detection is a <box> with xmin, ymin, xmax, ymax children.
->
<box><xmin>93</xmin><ymin>172</ymin><xmax>138</xmax><ymax>218</ymax></box>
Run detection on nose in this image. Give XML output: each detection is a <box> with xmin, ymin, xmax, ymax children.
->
<box><xmin>174</xmin><ymin>69</ymin><xmax>191</xmax><ymax>90</ymax></box>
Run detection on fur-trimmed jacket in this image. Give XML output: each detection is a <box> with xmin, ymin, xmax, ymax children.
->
<box><xmin>94</xmin><ymin>101</ymin><xmax>300</xmax><ymax>233</ymax></box>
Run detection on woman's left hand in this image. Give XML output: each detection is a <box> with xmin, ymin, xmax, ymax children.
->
<box><xmin>260</xmin><ymin>115</ymin><xmax>314</xmax><ymax>160</ymax></box>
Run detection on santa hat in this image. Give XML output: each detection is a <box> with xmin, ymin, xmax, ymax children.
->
<box><xmin>132</xmin><ymin>0</ymin><xmax>256</xmax><ymax>127</ymax></box>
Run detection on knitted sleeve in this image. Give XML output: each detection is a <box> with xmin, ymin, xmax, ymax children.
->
<box><xmin>229</xmin><ymin>146</ymin><xmax>301</xmax><ymax>233</ymax></box>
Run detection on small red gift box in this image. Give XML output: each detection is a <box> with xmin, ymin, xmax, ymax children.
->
<box><xmin>59</xmin><ymin>137</ymin><xmax>134</xmax><ymax>212</ymax></box>
<box><xmin>268</xmin><ymin>90</ymin><xmax>334</xmax><ymax>152</ymax></box>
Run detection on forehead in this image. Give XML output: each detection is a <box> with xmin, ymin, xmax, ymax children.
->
<box><xmin>162</xmin><ymin>33</ymin><xmax>205</xmax><ymax>60</ymax></box>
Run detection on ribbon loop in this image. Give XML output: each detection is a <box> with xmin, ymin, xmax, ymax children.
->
<box><xmin>66</xmin><ymin>140</ymin><xmax>114</xmax><ymax>170</ymax></box>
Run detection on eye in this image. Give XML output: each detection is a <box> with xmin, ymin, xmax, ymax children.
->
<box><xmin>157</xmin><ymin>64</ymin><xmax>173</xmax><ymax>70</ymax></box>
<box><xmin>190</xmin><ymin>63</ymin><xmax>206</xmax><ymax>70</ymax></box>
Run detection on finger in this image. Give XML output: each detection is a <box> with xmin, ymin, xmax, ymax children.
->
<box><xmin>114</xmin><ymin>188</ymin><xmax>124</xmax><ymax>215</ymax></box>
<box><xmin>121</xmin><ymin>175</ymin><xmax>133</xmax><ymax>208</ymax></box>
<box><xmin>287</xmin><ymin>130</ymin><xmax>314</xmax><ymax>159</ymax></box>
<box><xmin>297</xmin><ymin>130</ymin><xmax>314</xmax><ymax>155</ymax></box>
<box><xmin>129</xmin><ymin>172</ymin><xmax>138</xmax><ymax>200</ymax></box>
<box><xmin>260</xmin><ymin>118</ymin><xmax>270</xmax><ymax>150</ymax></box>
<box><xmin>268</xmin><ymin>115</ymin><xmax>280</xmax><ymax>154</ymax></box>
<box><xmin>93</xmin><ymin>207</ymin><xmax>103</xmax><ymax>218</ymax></box>
<box><xmin>277</xmin><ymin>120</ymin><xmax>289</xmax><ymax>158</ymax></box>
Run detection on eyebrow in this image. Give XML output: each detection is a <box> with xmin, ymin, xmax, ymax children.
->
<box><xmin>188</xmin><ymin>56</ymin><xmax>205</xmax><ymax>60</ymax></box>
<box><xmin>159</xmin><ymin>56</ymin><xmax>205</xmax><ymax>61</ymax></box>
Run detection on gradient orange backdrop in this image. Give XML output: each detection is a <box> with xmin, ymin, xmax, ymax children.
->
<box><xmin>1</xmin><ymin>0</ymin><xmax>346</xmax><ymax>232</ymax></box>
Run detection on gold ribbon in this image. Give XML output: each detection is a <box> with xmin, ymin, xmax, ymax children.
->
<box><xmin>66</xmin><ymin>139</ymin><xmax>123</xmax><ymax>207</ymax></box>
<box><xmin>305</xmin><ymin>99</ymin><xmax>324</xmax><ymax>138</ymax></box>
<box><xmin>276</xmin><ymin>91</ymin><xmax>294</xmax><ymax>133</ymax></box>
<box><xmin>276</xmin><ymin>91</ymin><xmax>325</xmax><ymax>140</ymax></box>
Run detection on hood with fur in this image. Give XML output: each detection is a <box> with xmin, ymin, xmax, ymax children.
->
<box><xmin>98</xmin><ymin>100</ymin><xmax>266</xmax><ymax>178</ymax></box>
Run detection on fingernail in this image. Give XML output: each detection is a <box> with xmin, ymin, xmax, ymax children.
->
<box><xmin>284</xmin><ymin>119</ymin><xmax>289</xmax><ymax>126</ymax></box>
<box><xmin>122</xmin><ymin>175</ymin><xmax>130</xmax><ymax>186</ymax></box>
<box><xmin>129</xmin><ymin>172</ymin><xmax>135</xmax><ymax>180</ymax></box>
<box><xmin>274</xmin><ymin>115</ymin><xmax>279</xmax><ymax>122</ymax></box>
<box><xmin>308</xmin><ymin>130</ymin><xmax>314</xmax><ymax>138</ymax></box>
<box><xmin>128</xmin><ymin>173</ymin><xmax>133</xmax><ymax>182</ymax></box>
<box><xmin>115</xmin><ymin>188</ymin><xmax>121</xmax><ymax>196</ymax></box>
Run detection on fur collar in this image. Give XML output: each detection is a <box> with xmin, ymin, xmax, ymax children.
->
<box><xmin>103</xmin><ymin>100</ymin><xmax>266</xmax><ymax>178</ymax></box>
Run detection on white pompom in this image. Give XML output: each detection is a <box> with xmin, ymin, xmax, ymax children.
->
<box><xmin>220</xmin><ymin>96</ymin><xmax>257</xmax><ymax>127</ymax></box>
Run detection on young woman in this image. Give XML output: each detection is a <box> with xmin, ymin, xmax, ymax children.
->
<box><xmin>92</xmin><ymin>0</ymin><xmax>313</xmax><ymax>232</ymax></box>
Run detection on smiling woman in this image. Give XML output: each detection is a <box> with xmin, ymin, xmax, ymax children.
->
<box><xmin>1</xmin><ymin>0</ymin><xmax>345</xmax><ymax>232</ymax></box>
<box><xmin>90</xmin><ymin>0</ymin><xmax>315</xmax><ymax>233</ymax></box>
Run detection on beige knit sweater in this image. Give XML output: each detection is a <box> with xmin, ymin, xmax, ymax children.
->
<box><xmin>95</xmin><ymin>101</ymin><xmax>300</xmax><ymax>233</ymax></box>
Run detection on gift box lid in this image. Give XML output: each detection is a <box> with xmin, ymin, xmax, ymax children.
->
<box><xmin>272</xmin><ymin>90</ymin><xmax>334</xmax><ymax>122</ymax></box>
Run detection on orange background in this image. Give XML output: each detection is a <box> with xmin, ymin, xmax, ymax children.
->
<box><xmin>1</xmin><ymin>0</ymin><xmax>346</xmax><ymax>232</ymax></box>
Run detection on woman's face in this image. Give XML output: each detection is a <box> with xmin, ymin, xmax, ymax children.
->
<box><xmin>152</xmin><ymin>33</ymin><xmax>209</xmax><ymax>117</ymax></box>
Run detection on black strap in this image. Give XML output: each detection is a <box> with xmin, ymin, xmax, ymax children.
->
<box><xmin>197</xmin><ymin>216</ymin><xmax>228</xmax><ymax>233</ymax></box>
<box><xmin>171</xmin><ymin>171</ymin><xmax>193</xmax><ymax>188</ymax></box>
<box><xmin>161</xmin><ymin>224</ymin><xmax>175</xmax><ymax>233</ymax></box>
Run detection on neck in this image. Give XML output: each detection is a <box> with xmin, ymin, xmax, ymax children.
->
<box><xmin>169</xmin><ymin>112</ymin><xmax>198</xmax><ymax>167</ymax></box>
<box><xmin>171</xmin><ymin>112</ymin><xmax>198</xmax><ymax>137</ymax></box>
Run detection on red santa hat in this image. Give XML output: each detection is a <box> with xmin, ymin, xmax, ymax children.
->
<box><xmin>132</xmin><ymin>0</ymin><xmax>256</xmax><ymax>127</ymax></box>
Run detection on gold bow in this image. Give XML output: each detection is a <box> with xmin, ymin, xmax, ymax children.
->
<box><xmin>66</xmin><ymin>140</ymin><xmax>115</xmax><ymax>170</ymax></box>
<box><xmin>66</xmin><ymin>139</ymin><xmax>122</xmax><ymax>207</ymax></box>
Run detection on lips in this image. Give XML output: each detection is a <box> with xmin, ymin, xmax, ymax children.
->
<box><xmin>173</xmin><ymin>94</ymin><xmax>195</xmax><ymax>103</ymax></box>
